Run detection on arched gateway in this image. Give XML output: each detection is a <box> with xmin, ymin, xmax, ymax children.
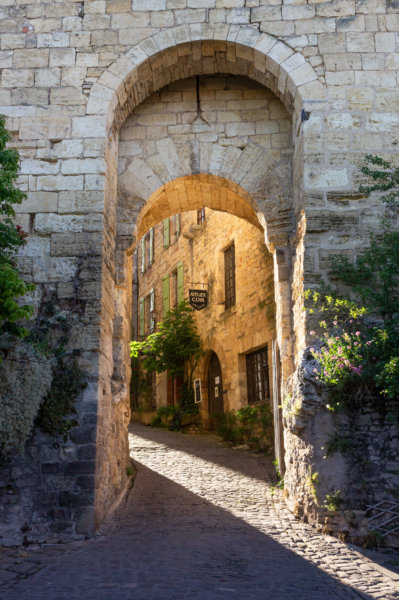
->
<box><xmin>85</xmin><ymin>26</ymin><xmax>325</xmax><ymax>532</ymax></box>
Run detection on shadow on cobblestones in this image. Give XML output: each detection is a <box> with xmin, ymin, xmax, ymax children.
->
<box><xmin>1</xmin><ymin>424</ymin><xmax>397</xmax><ymax>600</ymax></box>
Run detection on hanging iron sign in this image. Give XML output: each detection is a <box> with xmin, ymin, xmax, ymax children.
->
<box><xmin>189</xmin><ymin>289</ymin><xmax>208</xmax><ymax>311</ymax></box>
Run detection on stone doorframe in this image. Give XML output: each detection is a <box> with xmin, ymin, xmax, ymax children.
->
<box><xmin>78</xmin><ymin>25</ymin><xmax>327</xmax><ymax>529</ymax></box>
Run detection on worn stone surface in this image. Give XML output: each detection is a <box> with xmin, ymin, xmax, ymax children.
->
<box><xmin>1</xmin><ymin>0</ymin><xmax>399</xmax><ymax>544</ymax></box>
<box><xmin>2</xmin><ymin>425</ymin><xmax>399</xmax><ymax>599</ymax></box>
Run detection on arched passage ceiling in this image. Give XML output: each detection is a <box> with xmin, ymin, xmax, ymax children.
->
<box><xmin>135</xmin><ymin>174</ymin><xmax>263</xmax><ymax>240</ymax></box>
<box><xmin>86</xmin><ymin>24</ymin><xmax>325</xmax><ymax>133</ymax></box>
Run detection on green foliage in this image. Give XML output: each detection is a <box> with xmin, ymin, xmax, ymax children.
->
<box><xmin>0</xmin><ymin>116</ymin><xmax>34</xmax><ymax>337</ymax></box>
<box><xmin>126</xmin><ymin>465</ymin><xmax>135</xmax><ymax>477</ymax></box>
<box><xmin>130</xmin><ymin>301</ymin><xmax>203</xmax><ymax>382</ymax></box>
<box><xmin>323</xmin><ymin>432</ymin><xmax>353</xmax><ymax>458</ymax></box>
<box><xmin>306</xmin><ymin>155</ymin><xmax>399</xmax><ymax>409</ymax></box>
<box><xmin>306</xmin><ymin>467</ymin><xmax>320</xmax><ymax>505</ymax></box>
<box><xmin>151</xmin><ymin>405</ymin><xmax>180</xmax><ymax>429</ymax></box>
<box><xmin>329</xmin><ymin>229</ymin><xmax>399</xmax><ymax>324</ymax></box>
<box><xmin>359</xmin><ymin>154</ymin><xmax>399</xmax><ymax>209</ymax></box>
<box><xmin>272</xmin><ymin>458</ymin><xmax>284</xmax><ymax>489</ymax></box>
<box><xmin>215</xmin><ymin>404</ymin><xmax>274</xmax><ymax>451</ymax></box>
<box><xmin>36</xmin><ymin>356</ymin><xmax>86</xmax><ymax>437</ymax></box>
<box><xmin>323</xmin><ymin>489</ymin><xmax>343</xmax><ymax>512</ymax></box>
<box><xmin>179</xmin><ymin>381</ymin><xmax>199</xmax><ymax>415</ymax></box>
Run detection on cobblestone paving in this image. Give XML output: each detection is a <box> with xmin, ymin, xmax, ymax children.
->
<box><xmin>2</xmin><ymin>423</ymin><xmax>399</xmax><ymax>599</ymax></box>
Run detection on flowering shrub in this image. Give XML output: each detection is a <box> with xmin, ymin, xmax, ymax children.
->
<box><xmin>306</xmin><ymin>280</ymin><xmax>399</xmax><ymax>410</ymax></box>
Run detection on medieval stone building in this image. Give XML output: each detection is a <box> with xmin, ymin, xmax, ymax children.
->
<box><xmin>135</xmin><ymin>206</ymin><xmax>276</xmax><ymax>427</ymax></box>
<box><xmin>1</xmin><ymin>0</ymin><xmax>399</xmax><ymax>545</ymax></box>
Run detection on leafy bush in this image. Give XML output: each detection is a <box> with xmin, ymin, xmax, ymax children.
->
<box><xmin>130</xmin><ymin>301</ymin><xmax>203</xmax><ymax>383</ymax></box>
<box><xmin>0</xmin><ymin>116</ymin><xmax>34</xmax><ymax>337</ymax></box>
<box><xmin>215</xmin><ymin>404</ymin><xmax>273</xmax><ymax>451</ymax></box>
<box><xmin>307</xmin><ymin>155</ymin><xmax>399</xmax><ymax>410</ymax></box>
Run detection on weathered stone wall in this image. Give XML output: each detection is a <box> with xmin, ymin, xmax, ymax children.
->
<box><xmin>283</xmin><ymin>359</ymin><xmax>399</xmax><ymax>547</ymax></box>
<box><xmin>0</xmin><ymin>0</ymin><xmax>399</xmax><ymax>543</ymax></box>
<box><xmin>137</xmin><ymin>207</ymin><xmax>275</xmax><ymax>422</ymax></box>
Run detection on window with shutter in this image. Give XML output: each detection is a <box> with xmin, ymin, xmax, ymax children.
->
<box><xmin>175</xmin><ymin>214</ymin><xmax>181</xmax><ymax>237</ymax></box>
<box><xmin>141</xmin><ymin>238</ymin><xmax>145</xmax><ymax>273</ymax></box>
<box><xmin>162</xmin><ymin>274</ymin><xmax>170</xmax><ymax>316</ymax></box>
<box><xmin>177</xmin><ymin>262</ymin><xmax>184</xmax><ymax>304</ymax></box>
<box><xmin>163</xmin><ymin>218</ymin><xmax>170</xmax><ymax>248</ymax></box>
<box><xmin>150</xmin><ymin>287</ymin><xmax>155</xmax><ymax>312</ymax></box>
<box><xmin>149</xmin><ymin>228</ymin><xmax>154</xmax><ymax>265</ymax></box>
<box><xmin>139</xmin><ymin>298</ymin><xmax>145</xmax><ymax>338</ymax></box>
<box><xmin>224</xmin><ymin>243</ymin><xmax>235</xmax><ymax>309</ymax></box>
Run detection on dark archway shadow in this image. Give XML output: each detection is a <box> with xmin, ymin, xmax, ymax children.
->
<box><xmin>4</xmin><ymin>455</ymin><xmax>376</xmax><ymax>600</ymax></box>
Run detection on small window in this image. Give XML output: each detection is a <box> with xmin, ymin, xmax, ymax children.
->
<box><xmin>163</xmin><ymin>218</ymin><xmax>170</xmax><ymax>248</ymax></box>
<box><xmin>140</xmin><ymin>228</ymin><xmax>154</xmax><ymax>273</ymax></box>
<box><xmin>246</xmin><ymin>346</ymin><xmax>270</xmax><ymax>404</ymax></box>
<box><xmin>171</xmin><ymin>270</ymin><xmax>178</xmax><ymax>308</ymax></box>
<box><xmin>224</xmin><ymin>243</ymin><xmax>235</xmax><ymax>309</ymax></box>
<box><xmin>162</xmin><ymin>274</ymin><xmax>170</xmax><ymax>316</ymax></box>
<box><xmin>139</xmin><ymin>297</ymin><xmax>145</xmax><ymax>338</ymax></box>
<box><xmin>197</xmin><ymin>208</ymin><xmax>205</xmax><ymax>224</ymax></box>
<box><xmin>174</xmin><ymin>214</ymin><xmax>181</xmax><ymax>238</ymax></box>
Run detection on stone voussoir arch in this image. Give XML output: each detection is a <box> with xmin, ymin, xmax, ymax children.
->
<box><xmin>135</xmin><ymin>175</ymin><xmax>263</xmax><ymax>242</ymax></box>
<box><xmin>85</xmin><ymin>23</ymin><xmax>326</xmax><ymax>135</ymax></box>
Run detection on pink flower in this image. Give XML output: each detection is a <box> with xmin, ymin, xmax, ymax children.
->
<box><xmin>310</xmin><ymin>348</ymin><xmax>315</xmax><ymax>353</ymax></box>
<box><xmin>356</xmin><ymin>331</ymin><xmax>361</xmax><ymax>336</ymax></box>
<box><xmin>366</xmin><ymin>341</ymin><xmax>372</xmax><ymax>345</ymax></box>
<box><xmin>333</xmin><ymin>320</ymin><xmax>338</xmax><ymax>326</ymax></box>
<box><xmin>310</xmin><ymin>330</ymin><xmax>315</xmax><ymax>336</ymax></box>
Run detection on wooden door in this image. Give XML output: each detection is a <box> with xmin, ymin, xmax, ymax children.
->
<box><xmin>208</xmin><ymin>352</ymin><xmax>223</xmax><ymax>428</ymax></box>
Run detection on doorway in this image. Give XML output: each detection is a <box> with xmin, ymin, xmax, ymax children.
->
<box><xmin>208</xmin><ymin>351</ymin><xmax>224</xmax><ymax>429</ymax></box>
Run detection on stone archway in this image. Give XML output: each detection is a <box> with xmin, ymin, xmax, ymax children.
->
<box><xmin>84</xmin><ymin>28</ymin><xmax>326</xmax><ymax>529</ymax></box>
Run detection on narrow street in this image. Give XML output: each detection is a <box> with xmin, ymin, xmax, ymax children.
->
<box><xmin>2</xmin><ymin>423</ymin><xmax>399</xmax><ymax>600</ymax></box>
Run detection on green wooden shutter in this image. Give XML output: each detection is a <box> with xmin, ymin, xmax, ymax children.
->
<box><xmin>162</xmin><ymin>274</ymin><xmax>170</xmax><ymax>316</ymax></box>
<box><xmin>141</xmin><ymin>238</ymin><xmax>145</xmax><ymax>273</ymax></box>
<box><xmin>175</xmin><ymin>214</ymin><xmax>180</xmax><ymax>237</ymax></box>
<box><xmin>163</xmin><ymin>218</ymin><xmax>170</xmax><ymax>248</ymax></box>
<box><xmin>177</xmin><ymin>262</ymin><xmax>184</xmax><ymax>304</ymax></box>
<box><xmin>139</xmin><ymin>298</ymin><xmax>145</xmax><ymax>337</ymax></box>
<box><xmin>149</xmin><ymin>228</ymin><xmax>154</xmax><ymax>265</ymax></box>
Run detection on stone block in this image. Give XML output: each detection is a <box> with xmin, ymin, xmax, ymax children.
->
<box><xmin>2</xmin><ymin>69</ymin><xmax>34</xmax><ymax>88</ymax></box>
<box><xmin>49</xmin><ymin>48</ymin><xmax>76</xmax><ymax>67</ymax></box>
<box><xmin>32</xmin><ymin>256</ymin><xmax>77</xmax><ymax>282</ymax></box>
<box><xmin>35</xmin><ymin>213</ymin><xmax>103</xmax><ymax>234</ymax></box>
<box><xmin>36</xmin><ymin>175</ymin><xmax>84</xmax><ymax>192</ymax></box>
<box><xmin>15</xmin><ymin>192</ymin><xmax>58</xmax><ymax>215</ymax></box>
<box><xmin>347</xmin><ymin>32</ymin><xmax>375</xmax><ymax>52</ymax></box>
<box><xmin>305</xmin><ymin>166</ymin><xmax>349</xmax><ymax>191</ymax></box>
<box><xmin>51</xmin><ymin>232</ymin><xmax>102</xmax><ymax>257</ymax></box>
<box><xmin>35</xmin><ymin>68</ymin><xmax>61</xmax><ymax>87</ymax></box>
<box><xmin>375</xmin><ymin>32</ymin><xmax>396</xmax><ymax>52</ymax></box>
<box><xmin>58</xmin><ymin>190</ymin><xmax>104</xmax><ymax>214</ymax></box>
<box><xmin>13</xmin><ymin>49</ymin><xmax>49</xmax><ymax>68</ymax></box>
<box><xmin>72</xmin><ymin>116</ymin><xmax>106</xmax><ymax>138</ymax></box>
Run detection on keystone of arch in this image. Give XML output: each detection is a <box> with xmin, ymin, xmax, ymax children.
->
<box><xmin>85</xmin><ymin>24</ymin><xmax>326</xmax><ymax>132</ymax></box>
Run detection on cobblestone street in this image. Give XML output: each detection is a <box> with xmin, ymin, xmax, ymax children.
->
<box><xmin>1</xmin><ymin>423</ymin><xmax>399</xmax><ymax>599</ymax></box>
